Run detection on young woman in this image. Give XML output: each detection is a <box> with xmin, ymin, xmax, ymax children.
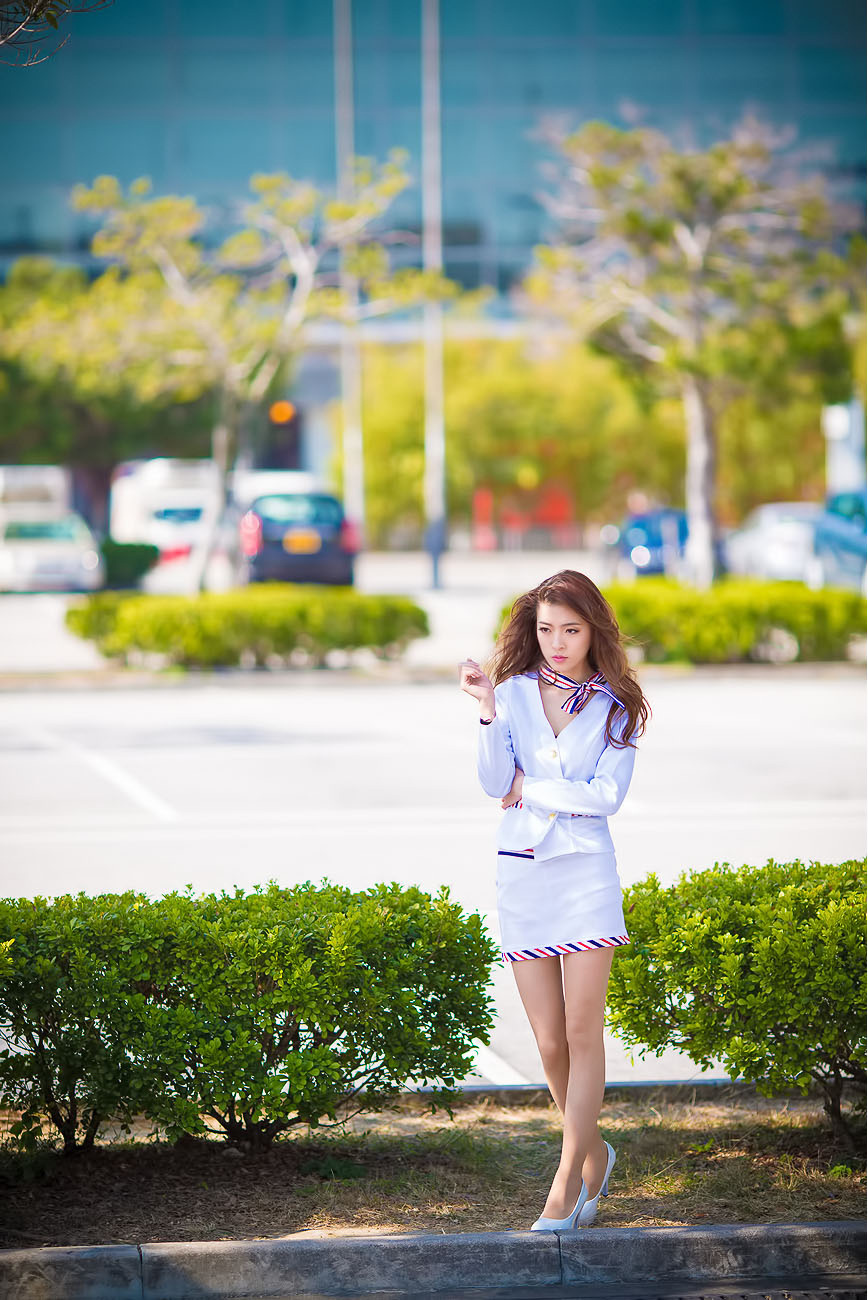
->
<box><xmin>459</xmin><ymin>569</ymin><xmax>649</xmax><ymax>1231</ymax></box>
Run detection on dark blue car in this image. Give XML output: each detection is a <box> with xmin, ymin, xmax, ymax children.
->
<box><xmin>616</xmin><ymin>509</ymin><xmax>688</xmax><ymax>576</ymax></box>
<box><xmin>238</xmin><ymin>491</ymin><xmax>360</xmax><ymax>585</ymax></box>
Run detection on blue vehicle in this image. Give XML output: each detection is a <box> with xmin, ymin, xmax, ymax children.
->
<box><xmin>812</xmin><ymin>489</ymin><xmax>866</xmax><ymax>591</ymax></box>
<box><xmin>616</xmin><ymin>508</ymin><xmax>688</xmax><ymax>576</ymax></box>
<box><xmin>238</xmin><ymin>491</ymin><xmax>360</xmax><ymax>586</ymax></box>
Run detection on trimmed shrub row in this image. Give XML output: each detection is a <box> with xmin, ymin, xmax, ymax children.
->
<box><xmin>497</xmin><ymin>578</ymin><xmax>866</xmax><ymax>663</ymax></box>
<box><xmin>66</xmin><ymin>585</ymin><xmax>430</xmax><ymax>668</ymax></box>
<box><xmin>607</xmin><ymin>857</ymin><xmax>866</xmax><ymax>1146</ymax></box>
<box><xmin>2</xmin><ymin>863</ymin><xmax>863</xmax><ymax>1155</ymax></box>
<box><xmin>0</xmin><ymin>882</ymin><xmax>498</xmax><ymax>1153</ymax></box>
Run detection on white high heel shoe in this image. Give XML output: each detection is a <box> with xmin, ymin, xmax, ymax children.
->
<box><xmin>530</xmin><ymin>1181</ymin><xmax>588</xmax><ymax>1231</ymax></box>
<box><xmin>575</xmin><ymin>1141</ymin><xmax>616</xmax><ymax>1226</ymax></box>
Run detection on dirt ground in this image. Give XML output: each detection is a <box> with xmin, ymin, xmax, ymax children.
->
<box><xmin>0</xmin><ymin>1089</ymin><xmax>863</xmax><ymax>1248</ymax></box>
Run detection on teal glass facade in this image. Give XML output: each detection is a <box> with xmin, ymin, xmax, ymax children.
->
<box><xmin>1</xmin><ymin>0</ymin><xmax>864</xmax><ymax>292</ymax></box>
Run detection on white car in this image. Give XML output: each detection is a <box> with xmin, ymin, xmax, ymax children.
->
<box><xmin>109</xmin><ymin>458</ymin><xmax>223</xmax><ymax>595</ymax></box>
<box><xmin>723</xmin><ymin>503</ymin><xmax>824</xmax><ymax>584</ymax></box>
<box><xmin>0</xmin><ymin>510</ymin><xmax>104</xmax><ymax>592</ymax></box>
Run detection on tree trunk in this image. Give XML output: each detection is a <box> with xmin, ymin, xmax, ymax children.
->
<box><xmin>71</xmin><ymin>463</ymin><xmax>113</xmax><ymax>534</ymax></box>
<box><xmin>681</xmin><ymin>375</ymin><xmax>718</xmax><ymax>590</ymax></box>
<box><xmin>819</xmin><ymin>1065</ymin><xmax>859</xmax><ymax>1152</ymax></box>
<box><xmin>211</xmin><ymin>401</ymin><xmax>231</xmax><ymax>485</ymax></box>
<box><xmin>81</xmin><ymin>1107</ymin><xmax>103</xmax><ymax>1151</ymax></box>
<box><xmin>191</xmin><ymin>392</ymin><xmax>234</xmax><ymax>592</ymax></box>
<box><xmin>45</xmin><ymin>1096</ymin><xmax>78</xmax><ymax>1153</ymax></box>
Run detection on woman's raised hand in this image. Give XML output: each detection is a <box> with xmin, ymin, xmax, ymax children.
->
<box><xmin>459</xmin><ymin>657</ymin><xmax>495</xmax><ymax>712</ymax></box>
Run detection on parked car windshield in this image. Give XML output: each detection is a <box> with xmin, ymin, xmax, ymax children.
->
<box><xmin>4</xmin><ymin>517</ymin><xmax>91</xmax><ymax>541</ymax></box>
<box><xmin>252</xmin><ymin>494</ymin><xmax>343</xmax><ymax>526</ymax></box>
<box><xmin>152</xmin><ymin>506</ymin><xmax>204</xmax><ymax>524</ymax></box>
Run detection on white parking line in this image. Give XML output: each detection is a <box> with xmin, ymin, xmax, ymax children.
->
<box><xmin>25</xmin><ymin>726</ymin><xmax>179</xmax><ymax>823</ymax></box>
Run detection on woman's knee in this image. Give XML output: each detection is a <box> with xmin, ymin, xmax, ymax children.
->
<box><xmin>564</xmin><ymin>1011</ymin><xmax>605</xmax><ymax>1054</ymax></box>
<box><xmin>533</xmin><ymin>1024</ymin><xmax>570</xmax><ymax>1065</ymax></box>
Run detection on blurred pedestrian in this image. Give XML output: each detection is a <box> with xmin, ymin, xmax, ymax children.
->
<box><xmin>459</xmin><ymin>570</ymin><xmax>649</xmax><ymax>1230</ymax></box>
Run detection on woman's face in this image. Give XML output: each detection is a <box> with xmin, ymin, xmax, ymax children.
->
<box><xmin>536</xmin><ymin>601</ymin><xmax>593</xmax><ymax>679</ymax></box>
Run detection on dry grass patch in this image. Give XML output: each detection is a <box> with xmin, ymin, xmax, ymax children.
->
<box><xmin>0</xmin><ymin>1089</ymin><xmax>863</xmax><ymax>1248</ymax></box>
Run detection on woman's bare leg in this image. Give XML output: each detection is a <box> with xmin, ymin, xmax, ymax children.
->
<box><xmin>541</xmin><ymin>948</ymin><xmax>614</xmax><ymax>1218</ymax></box>
<box><xmin>510</xmin><ymin>956</ymin><xmax>570</xmax><ymax>1113</ymax></box>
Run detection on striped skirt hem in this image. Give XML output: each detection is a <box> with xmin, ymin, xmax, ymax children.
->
<box><xmin>502</xmin><ymin>934</ymin><xmax>630</xmax><ymax>963</ymax></box>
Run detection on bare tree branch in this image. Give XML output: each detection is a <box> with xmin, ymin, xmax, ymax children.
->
<box><xmin>0</xmin><ymin>1</ymin><xmax>112</xmax><ymax>65</ymax></box>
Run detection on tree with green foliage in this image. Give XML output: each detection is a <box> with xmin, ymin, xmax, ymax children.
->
<box><xmin>0</xmin><ymin>258</ymin><xmax>215</xmax><ymax>525</ymax></box>
<box><xmin>71</xmin><ymin>159</ymin><xmax>455</xmax><ymax>486</ymax></box>
<box><xmin>348</xmin><ymin>339</ymin><xmax>684</xmax><ymax>548</ymax></box>
<box><xmin>2</xmin><ymin>160</ymin><xmax>455</xmax><ymax>531</ymax></box>
<box><xmin>526</xmin><ymin>118</ymin><xmax>860</xmax><ymax>588</ymax></box>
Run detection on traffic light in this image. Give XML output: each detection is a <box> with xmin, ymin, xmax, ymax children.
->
<box><xmin>258</xmin><ymin>400</ymin><xmax>302</xmax><ymax>469</ymax></box>
<box><xmin>269</xmin><ymin>400</ymin><xmax>295</xmax><ymax>425</ymax></box>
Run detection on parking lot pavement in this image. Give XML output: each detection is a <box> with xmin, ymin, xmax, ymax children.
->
<box><xmin>0</xmin><ymin>592</ymin><xmax>105</xmax><ymax>672</ymax></box>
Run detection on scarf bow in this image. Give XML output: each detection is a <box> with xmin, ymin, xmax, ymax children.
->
<box><xmin>538</xmin><ymin>664</ymin><xmax>608</xmax><ymax>715</ymax></box>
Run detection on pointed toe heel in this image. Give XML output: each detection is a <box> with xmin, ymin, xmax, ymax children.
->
<box><xmin>530</xmin><ymin>1181</ymin><xmax>588</xmax><ymax>1232</ymax></box>
<box><xmin>576</xmin><ymin>1142</ymin><xmax>616</xmax><ymax>1227</ymax></box>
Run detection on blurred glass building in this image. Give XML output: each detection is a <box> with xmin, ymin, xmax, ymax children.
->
<box><xmin>1</xmin><ymin>0</ymin><xmax>864</xmax><ymax>295</ymax></box>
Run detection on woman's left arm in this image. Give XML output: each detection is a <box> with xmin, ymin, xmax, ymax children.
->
<box><xmin>521</xmin><ymin>725</ymin><xmax>637</xmax><ymax>817</ymax></box>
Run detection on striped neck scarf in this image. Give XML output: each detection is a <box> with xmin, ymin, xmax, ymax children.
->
<box><xmin>538</xmin><ymin>664</ymin><xmax>608</xmax><ymax>715</ymax></box>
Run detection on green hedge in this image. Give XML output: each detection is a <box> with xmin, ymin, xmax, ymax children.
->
<box><xmin>66</xmin><ymin>585</ymin><xmax>430</xmax><ymax>668</ymax></box>
<box><xmin>99</xmin><ymin>539</ymin><xmax>159</xmax><ymax>590</ymax></box>
<box><xmin>607</xmin><ymin>858</ymin><xmax>867</xmax><ymax>1145</ymax></box>
<box><xmin>0</xmin><ymin>883</ymin><xmax>498</xmax><ymax>1153</ymax></box>
<box><xmin>497</xmin><ymin>579</ymin><xmax>866</xmax><ymax>663</ymax></box>
<box><xmin>65</xmin><ymin>591</ymin><xmax>131</xmax><ymax>647</ymax></box>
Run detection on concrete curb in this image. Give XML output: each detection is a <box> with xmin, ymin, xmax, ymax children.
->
<box><xmin>417</xmin><ymin>1079</ymin><xmax>805</xmax><ymax>1105</ymax></box>
<box><xmin>1</xmin><ymin>1221</ymin><xmax>863</xmax><ymax>1299</ymax></box>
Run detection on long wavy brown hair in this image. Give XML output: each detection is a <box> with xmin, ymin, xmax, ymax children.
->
<box><xmin>487</xmin><ymin>570</ymin><xmax>650</xmax><ymax>748</ymax></box>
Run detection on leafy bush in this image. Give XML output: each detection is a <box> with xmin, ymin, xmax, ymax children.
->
<box><xmin>0</xmin><ymin>883</ymin><xmax>498</xmax><ymax>1153</ymax></box>
<box><xmin>496</xmin><ymin>579</ymin><xmax>866</xmax><ymax>663</ymax></box>
<box><xmin>99</xmin><ymin>539</ymin><xmax>159</xmax><ymax>590</ymax></box>
<box><xmin>65</xmin><ymin>585</ymin><xmax>429</xmax><ymax>668</ymax></box>
<box><xmin>606</xmin><ymin>858</ymin><xmax>867</xmax><ymax>1146</ymax></box>
<box><xmin>0</xmin><ymin>893</ymin><xmax>155</xmax><ymax>1153</ymax></box>
<box><xmin>65</xmin><ymin>591</ymin><xmax>133</xmax><ymax>647</ymax></box>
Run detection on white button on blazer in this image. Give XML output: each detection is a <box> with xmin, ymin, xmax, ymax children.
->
<box><xmin>477</xmin><ymin>671</ymin><xmax>637</xmax><ymax>862</ymax></box>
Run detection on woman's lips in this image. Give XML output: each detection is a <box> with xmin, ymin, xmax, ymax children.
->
<box><xmin>552</xmin><ymin>655</ymin><xmax>567</xmax><ymax>661</ymax></box>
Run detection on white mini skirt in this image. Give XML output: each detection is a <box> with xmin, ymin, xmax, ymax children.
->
<box><xmin>496</xmin><ymin>848</ymin><xmax>630</xmax><ymax>963</ymax></box>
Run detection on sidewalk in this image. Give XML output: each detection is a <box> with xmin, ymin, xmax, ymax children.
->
<box><xmin>2</xmin><ymin>1222</ymin><xmax>863</xmax><ymax>1299</ymax></box>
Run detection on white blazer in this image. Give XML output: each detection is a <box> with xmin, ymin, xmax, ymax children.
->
<box><xmin>477</xmin><ymin>671</ymin><xmax>637</xmax><ymax>862</ymax></box>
